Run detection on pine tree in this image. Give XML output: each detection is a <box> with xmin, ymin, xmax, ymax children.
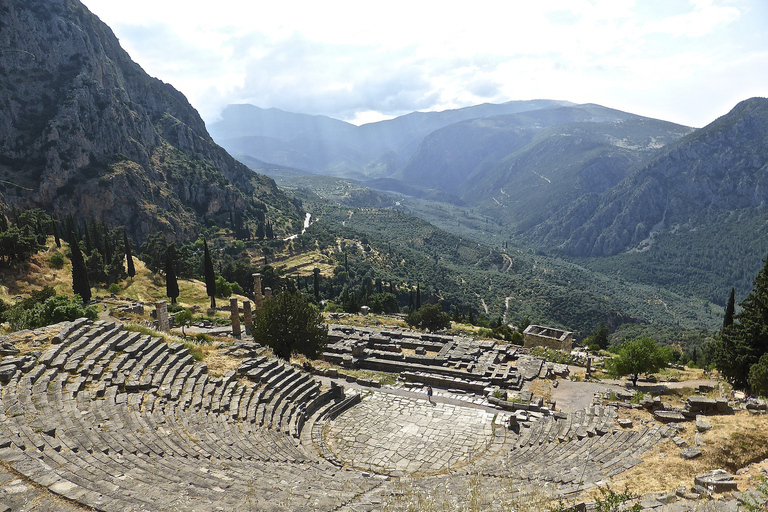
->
<box><xmin>124</xmin><ymin>230</ymin><xmax>135</xmax><ymax>281</ymax></box>
<box><xmin>723</xmin><ymin>287</ymin><xmax>735</xmax><ymax>329</ymax></box>
<box><xmin>203</xmin><ymin>238</ymin><xmax>216</xmax><ymax>309</ymax></box>
<box><xmin>166</xmin><ymin>243</ymin><xmax>179</xmax><ymax>305</ymax></box>
<box><xmin>70</xmin><ymin>237</ymin><xmax>91</xmax><ymax>305</ymax></box>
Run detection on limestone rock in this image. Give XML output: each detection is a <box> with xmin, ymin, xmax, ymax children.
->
<box><xmin>680</xmin><ymin>448</ymin><xmax>702</xmax><ymax>460</ymax></box>
<box><xmin>695</xmin><ymin>416</ymin><xmax>713</xmax><ymax>432</ymax></box>
<box><xmin>694</xmin><ymin>469</ymin><xmax>738</xmax><ymax>493</ymax></box>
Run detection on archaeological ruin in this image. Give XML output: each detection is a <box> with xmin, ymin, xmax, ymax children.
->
<box><xmin>0</xmin><ymin>318</ymin><xmax>764</xmax><ymax>511</ymax></box>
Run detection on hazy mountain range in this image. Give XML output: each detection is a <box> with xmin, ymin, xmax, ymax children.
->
<box><xmin>210</xmin><ymin>96</ymin><xmax>768</xmax><ymax>305</ymax></box>
<box><xmin>2</xmin><ymin>0</ymin><xmax>766</xmax><ymax>328</ymax></box>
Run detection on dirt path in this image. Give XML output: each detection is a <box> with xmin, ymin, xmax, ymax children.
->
<box><xmin>551</xmin><ymin>377</ymin><xmax>720</xmax><ymax>413</ymax></box>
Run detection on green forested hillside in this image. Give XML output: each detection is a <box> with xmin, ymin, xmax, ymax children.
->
<box><xmin>297</xmin><ymin>195</ymin><xmax>722</xmax><ymax>336</ymax></box>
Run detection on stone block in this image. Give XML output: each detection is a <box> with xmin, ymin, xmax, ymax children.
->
<box><xmin>680</xmin><ymin>447</ymin><xmax>702</xmax><ymax>459</ymax></box>
<box><xmin>695</xmin><ymin>416</ymin><xmax>713</xmax><ymax>432</ymax></box>
<box><xmin>694</xmin><ymin>469</ymin><xmax>738</xmax><ymax>493</ymax></box>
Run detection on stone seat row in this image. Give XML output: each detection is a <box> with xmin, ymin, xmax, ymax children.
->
<box><xmin>513</xmin><ymin>404</ymin><xmax>619</xmax><ymax>447</ymax></box>
<box><xmin>0</xmin><ymin>319</ymin><xmax>376</xmax><ymax>511</ymax></box>
<box><xmin>484</xmin><ymin>415</ymin><xmax>669</xmax><ymax>493</ymax></box>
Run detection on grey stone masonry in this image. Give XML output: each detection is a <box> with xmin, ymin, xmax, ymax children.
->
<box><xmin>322</xmin><ymin>324</ymin><xmax>527</xmax><ymax>395</ymax></box>
<box><xmin>243</xmin><ymin>300</ymin><xmax>252</xmax><ymax>333</ymax></box>
<box><xmin>155</xmin><ymin>301</ymin><xmax>169</xmax><ymax>332</ymax></box>
<box><xmin>253</xmin><ymin>273</ymin><xmax>263</xmax><ymax>310</ymax></box>
<box><xmin>230</xmin><ymin>297</ymin><xmax>241</xmax><ymax>337</ymax></box>
<box><xmin>0</xmin><ymin>318</ymin><xmax>694</xmax><ymax>511</ymax></box>
<box><xmin>523</xmin><ymin>324</ymin><xmax>573</xmax><ymax>352</ymax></box>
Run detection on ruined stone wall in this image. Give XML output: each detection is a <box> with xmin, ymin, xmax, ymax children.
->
<box><xmin>523</xmin><ymin>325</ymin><xmax>573</xmax><ymax>352</ymax></box>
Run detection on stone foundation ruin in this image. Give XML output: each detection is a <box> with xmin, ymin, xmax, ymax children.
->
<box><xmin>523</xmin><ymin>324</ymin><xmax>573</xmax><ymax>352</ymax></box>
<box><xmin>0</xmin><ymin>318</ymin><xmax>753</xmax><ymax>511</ymax></box>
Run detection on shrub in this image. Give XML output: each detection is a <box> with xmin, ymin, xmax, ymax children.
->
<box><xmin>108</xmin><ymin>283</ymin><xmax>120</xmax><ymax>294</ymax></box>
<box><xmin>405</xmin><ymin>304</ymin><xmax>451</xmax><ymax>332</ymax></box>
<box><xmin>252</xmin><ymin>291</ymin><xmax>327</xmax><ymax>360</ymax></box>
<box><xmin>49</xmin><ymin>252</ymin><xmax>65</xmax><ymax>269</ymax></box>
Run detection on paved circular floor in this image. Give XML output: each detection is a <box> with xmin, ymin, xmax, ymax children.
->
<box><xmin>324</xmin><ymin>392</ymin><xmax>496</xmax><ymax>476</ymax></box>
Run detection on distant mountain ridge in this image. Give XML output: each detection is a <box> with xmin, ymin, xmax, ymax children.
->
<box><xmin>533</xmin><ymin>97</ymin><xmax>768</xmax><ymax>257</ymax></box>
<box><xmin>211</xmin><ymin>101</ymin><xmax>693</xmax><ymax>235</ymax></box>
<box><xmin>208</xmin><ymin>100</ymin><xmax>575</xmax><ymax>179</ymax></box>
<box><xmin>0</xmin><ymin>0</ymin><xmax>300</xmax><ymax>241</ymax></box>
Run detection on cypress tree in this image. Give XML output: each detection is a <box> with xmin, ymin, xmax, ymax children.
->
<box><xmin>166</xmin><ymin>243</ymin><xmax>179</xmax><ymax>305</ymax></box>
<box><xmin>416</xmin><ymin>282</ymin><xmax>421</xmax><ymax>310</ymax></box>
<box><xmin>70</xmin><ymin>237</ymin><xmax>91</xmax><ymax>305</ymax></box>
<box><xmin>53</xmin><ymin>221</ymin><xmax>61</xmax><ymax>248</ymax></box>
<box><xmin>256</xmin><ymin>221</ymin><xmax>265</xmax><ymax>240</ymax></box>
<box><xmin>313</xmin><ymin>267</ymin><xmax>320</xmax><ymax>301</ymax></box>
<box><xmin>712</xmin><ymin>255</ymin><xmax>768</xmax><ymax>389</ymax></box>
<box><xmin>723</xmin><ymin>287</ymin><xmax>735</xmax><ymax>329</ymax></box>
<box><xmin>124</xmin><ymin>230</ymin><xmax>135</xmax><ymax>281</ymax></box>
<box><xmin>84</xmin><ymin>227</ymin><xmax>92</xmax><ymax>254</ymax></box>
<box><xmin>203</xmin><ymin>238</ymin><xmax>217</xmax><ymax>309</ymax></box>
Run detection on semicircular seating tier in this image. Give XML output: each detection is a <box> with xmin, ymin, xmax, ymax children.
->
<box><xmin>0</xmin><ymin>319</ymin><xmax>671</xmax><ymax>511</ymax></box>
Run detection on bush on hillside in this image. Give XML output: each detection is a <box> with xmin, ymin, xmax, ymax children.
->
<box><xmin>405</xmin><ymin>304</ymin><xmax>451</xmax><ymax>332</ymax></box>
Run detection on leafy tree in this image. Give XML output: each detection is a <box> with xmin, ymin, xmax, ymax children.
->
<box><xmin>174</xmin><ymin>309</ymin><xmax>193</xmax><ymax>338</ymax></box>
<box><xmin>711</xmin><ymin>254</ymin><xmax>768</xmax><ymax>389</ymax></box>
<box><xmin>124</xmin><ymin>230</ymin><xmax>135</xmax><ymax>280</ymax></box>
<box><xmin>748</xmin><ymin>353</ymin><xmax>768</xmax><ymax>397</ymax></box>
<box><xmin>5</xmin><ymin>292</ymin><xmax>97</xmax><ymax>330</ymax></box>
<box><xmin>368</xmin><ymin>292</ymin><xmax>399</xmax><ymax>314</ymax></box>
<box><xmin>166</xmin><ymin>243</ymin><xmax>179</xmax><ymax>304</ymax></box>
<box><xmin>723</xmin><ymin>287</ymin><xmax>736</xmax><ymax>329</ymax></box>
<box><xmin>0</xmin><ymin>226</ymin><xmax>41</xmax><ymax>266</ymax></box>
<box><xmin>203</xmin><ymin>238</ymin><xmax>216</xmax><ymax>308</ymax></box>
<box><xmin>252</xmin><ymin>291</ymin><xmax>328</xmax><ymax>360</ymax></box>
<box><xmin>70</xmin><ymin>237</ymin><xmax>91</xmax><ymax>304</ymax></box>
<box><xmin>405</xmin><ymin>304</ymin><xmax>451</xmax><ymax>332</ymax></box>
<box><xmin>106</xmin><ymin>251</ymin><xmax>127</xmax><ymax>284</ymax></box>
<box><xmin>606</xmin><ymin>337</ymin><xmax>672</xmax><ymax>386</ymax></box>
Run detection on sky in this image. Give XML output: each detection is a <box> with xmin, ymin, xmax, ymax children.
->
<box><xmin>79</xmin><ymin>0</ymin><xmax>768</xmax><ymax>128</ymax></box>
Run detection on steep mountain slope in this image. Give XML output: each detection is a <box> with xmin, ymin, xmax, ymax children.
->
<box><xmin>393</xmin><ymin>105</ymin><xmax>692</xmax><ymax>229</ymax></box>
<box><xmin>0</xmin><ymin>0</ymin><xmax>300</xmax><ymax>242</ymax></box>
<box><xmin>533</xmin><ymin>97</ymin><xmax>768</xmax><ymax>258</ymax></box>
<box><xmin>208</xmin><ymin>100</ymin><xmax>573</xmax><ymax>179</ymax></box>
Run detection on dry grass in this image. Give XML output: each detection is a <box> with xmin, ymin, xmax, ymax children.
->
<box><xmin>529</xmin><ymin>379</ymin><xmax>554</xmax><ymax>403</ymax></box>
<box><xmin>0</xmin><ymin>324</ymin><xmax>60</xmax><ymax>354</ymax></box>
<box><xmin>327</xmin><ymin>313</ymin><xmax>408</xmax><ymax>329</ymax></box>
<box><xmin>0</xmin><ymin>238</ymin><xmax>72</xmax><ymax>301</ymax></box>
<box><xmin>609</xmin><ymin>409</ymin><xmax>768</xmax><ymax>496</ymax></box>
<box><xmin>200</xmin><ymin>344</ymin><xmax>241</xmax><ymax>377</ymax></box>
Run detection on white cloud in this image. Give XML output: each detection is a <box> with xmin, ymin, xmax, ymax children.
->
<box><xmin>80</xmin><ymin>0</ymin><xmax>768</xmax><ymax>127</ymax></box>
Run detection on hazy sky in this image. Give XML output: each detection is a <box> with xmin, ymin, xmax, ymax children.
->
<box><xmin>80</xmin><ymin>0</ymin><xmax>768</xmax><ymax>127</ymax></box>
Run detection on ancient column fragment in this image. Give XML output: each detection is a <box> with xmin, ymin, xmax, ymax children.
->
<box><xmin>230</xmin><ymin>297</ymin><xmax>241</xmax><ymax>337</ymax></box>
<box><xmin>156</xmin><ymin>301</ymin><xmax>169</xmax><ymax>332</ymax></box>
<box><xmin>253</xmin><ymin>273</ymin><xmax>263</xmax><ymax>311</ymax></box>
<box><xmin>243</xmin><ymin>300</ymin><xmax>252</xmax><ymax>334</ymax></box>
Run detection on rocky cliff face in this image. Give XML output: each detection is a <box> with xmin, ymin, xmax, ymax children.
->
<box><xmin>0</xmin><ymin>0</ymin><xmax>299</xmax><ymax>241</ymax></box>
<box><xmin>532</xmin><ymin>97</ymin><xmax>768</xmax><ymax>256</ymax></box>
